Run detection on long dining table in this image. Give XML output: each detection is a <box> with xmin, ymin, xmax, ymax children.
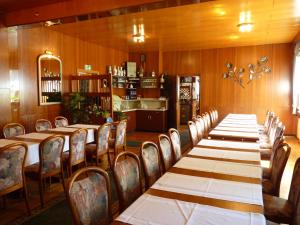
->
<box><xmin>0</xmin><ymin>124</ymin><xmax>100</xmax><ymax>166</ymax></box>
<box><xmin>111</xmin><ymin>113</ymin><xmax>265</xmax><ymax>225</ymax></box>
<box><xmin>209</xmin><ymin>114</ymin><xmax>260</xmax><ymax>142</ymax></box>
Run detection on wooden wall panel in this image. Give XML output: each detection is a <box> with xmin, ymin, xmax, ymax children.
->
<box><xmin>0</xmin><ymin>26</ymin><xmax>128</xmax><ymax>136</ymax></box>
<box><xmin>163</xmin><ymin>43</ymin><xmax>297</xmax><ymax>135</ymax></box>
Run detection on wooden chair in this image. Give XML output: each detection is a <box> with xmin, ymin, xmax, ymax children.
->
<box><xmin>66</xmin><ymin>166</ymin><xmax>112</xmax><ymax>225</ymax></box>
<box><xmin>111</xmin><ymin>119</ymin><xmax>127</xmax><ymax>157</ymax></box>
<box><xmin>264</xmin><ymin>157</ymin><xmax>300</xmax><ymax>225</ymax></box>
<box><xmin>26</xmin><ymin>135</ymin><xmax>65</xmax><ymax>208</ymax></box>
<box><xmin>86</xmin><ymin>123</ymin><xmax>112</xmax><ymax>169</ymax></box>
<box><xmin>35</xmin><ymin>119</ymin><xmax>52</xmax><ymax>132</ymax></box>
<box><xmin>196</xmin><ymin>115</ymin><xmax>206</xmax><ymax>138</ymax></box>
<box><xmin>64</xmin><ymin>128</ymin><xmax>88</xmax><ymax>176</ymax></box>
<box><xmin>262</xmin><ymin>143</ymin><xmax>291</xmax><ymax>197</ymax></box>
<box><xmin>3</xmin><ymin>123</ymin><xmax>25</xmax><ymax>138</ymax></box>
<box><xmin>262</xmin><ymin>136</ymin><xmax>284</xmax><ymax>178</ymax></box>
<box><xmin>54</xmin><ymin>116</ymin><xmax>69</xmax><ymax>128</ymax></box>
<box><xmin>188</xmin><ymin>121</ymin><xmax>199</xmax><ymax>147</ymax></box>
<box><xmin>158</xmin><ymin>134</ymin><xmax>174</xmax><ymax>172</ymax></box>
<box><xmin>209</xmin><ymin>109</ymin><xmax>216</xmax><ymax>127</ymax></box>
<box><xmin>0</xmin><ymin>142</ymin><xmax>30</xmax><ymax>214</ymax></box>
<box><xmin>141</xmin><ymin>141</ymin><xmax>162</xmax><ymax>189</ymax></box>
<box><xmin>168</xmin><ymin>128</ymin><xmax>182</xmax><ymax>163</ymax></box>
<box><xmin>113</xmin><ymin>151</ymin><xmax>143</xmax><ymax>212</ymax></box>
<box><xmin>192</xmin><ymin>117</ymin><xmax>204</xmax><ymax>141</ymax></box>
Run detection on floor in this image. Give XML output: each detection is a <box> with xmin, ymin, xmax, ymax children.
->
<box><xmin>0</xmin><ymin>131</ymin><xmax>299</xmax><ymax>225</ymax></box>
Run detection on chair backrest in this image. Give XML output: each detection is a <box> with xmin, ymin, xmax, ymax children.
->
<box><xmin>192</xmin><ymin>117</ymin><xmax>203</xmax><ymax>140</ymax></box>
<box><xmin>269</xmin><ymin>136</ymin><xmax>284</xmax><ymax>169</ymax></box>
<box><xmin>95</xmin><ymin>123</ymin><xmax>111</xmax><ymax>162</ymax></box>
<box><xmin>288</xmin><ymin>158</ymin><xmax>300</xmax><ymax>225</ymax></box>
<box><xmin>270</xmin><ymin>143</ymin><xmax>291</xmax><ymax>196</ymax></box>
<box><xmin>209</xmin><ymin>110</ymin><xmax>216</xmax><ymax>127</ymax></box>
<box><xmin>214</xmin><ymin>109</ymin><xmax>219</xmax><ymax>124</ymax></box>
<box><xmin>158</xmin><ymin>134</ymin><xmax>173</xmax><ymax>172</ymax></box>
<box><xmin>54</xmin><ymin>116</ymin><xmax>69</xmax><ymax>128</ymax></box>
<box><xmin>113</xmin><ymin>151</ymin><xmax>143</xmax><ymax>212</ymax></box>
<box><xmin>0</xmin><ymin>142</ymin><xmax>27</xmax><ymax>193</ymax></box>
<box><xmin>169</xmin><ymin>128</ymin><xmax>182</xmax><ymax>163</ymax></box>
<box><xmin>188</xmin><ymin>121</ymin><xmax>199</xmax><ymax>147</ymax></box>
<box><xmin>3</xmin><ymin>123</ymin><xmax>25</xmax><ymax>138</ymax></box>
<box><xmin>196</xmin><ymin>115</ymin><xmax>206</xmax><ymax>137</ymax></box>
<box><xmin>39</xmin><ymin>135</ymin><xmax>65</xmax><ymax>175</ymax></box>
<box><xmin>69</xmin><ymin>128</ymin><xmax>88</xmax><ymax>167</ymax></box>
<box><xmin>115</xmin><ymin>119</ymin><xmax>127</xmax><ymax>152</ymax></box>
<box><xmin>35</xmin><ymin>119</ymin><xmax>52</xmax><ymax>132</ymax></box>
<box><xmin>201</xmin><ymin>113</ymin><xmax>210</xmax><ymax>135</ymax></box>
<box><xmin>141</xmin><ymin>141</ymin><xmax>161</xmax><ymax>189</ymax></box>
<box><xmin>67</xmin><ymin>166</ymin><xmax>112</xmax><ymax>225</ymax></box>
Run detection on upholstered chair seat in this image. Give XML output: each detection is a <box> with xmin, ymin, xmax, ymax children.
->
<box><xmin>263</xmin><ymin>194</ymin><xmax>293</xmax><ymax>224</ymax></box>
<box><xmin>66</xmin><ymin>167</ymin><xmax>112</xmax><ymax>225</ymax></box>
<box><xmin>0</xmin><ymin>142</ymin><xmax>30</xmax><ymax>214</ymax></box>
<box><xmin>158</xmin><ymin>134</ymin><xmax>174</xmax><ymax>172</ymax></box>
<box><xmin>113</xmin><ymin>151</ymin><xmax>143</xmax><ymax>212</ymax></box>
<box><xmin>86</xmin><ymin>123</ymin><xmax>111</xmax><ymax>169</ymax></box>
<box><xmin>35</xmin><ymin>119</ymin><xmax>52</xmax><ymax>132</ymax></box>
<box><xmin>3</xmin><ymin>123</ymin><xmax>25</xmax><ymax>138</ymax></box>
<box><xmin>264</xmin><ymin>157</ymin><xmax>300</xmax><ymax>225</ymax></box>
<box><xmin>54</xmin><ymin>116</ymin><xmax>69</xmax><ymax>128</ymax></box>
<box><xmin>169</xmin><ymin>128</ymin><xmax>182</xmax><ymax>163</ymax></box>
<box><xmin>141</xmin><ymin>141</ymin><xmax>162</xmax><ymax>189</ymax></box>
<box><xmin>262</xmin><ymin>143</ymin><xmax>290</xmax><ymax>196</ymax></box>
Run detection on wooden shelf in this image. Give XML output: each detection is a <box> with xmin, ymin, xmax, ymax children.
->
<box><xmin>41</xmin><ymin>76</ymin><xmax>61</xmax><ymax>81</ymax></box>
<box><xmin>70</xmin><ymin>74</ymin><xmax>110</xmax><ymax>80</ymax></box>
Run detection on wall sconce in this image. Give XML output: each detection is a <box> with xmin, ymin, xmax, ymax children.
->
<box><xmin>223</xmin><ymin>56</ymin><xmax>272</xmax><ymax>88</ymax></box>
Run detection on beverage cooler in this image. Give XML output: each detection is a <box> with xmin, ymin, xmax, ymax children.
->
<box><xmin>177</xmin><ymin>76</ymin><xmax>200</xmax><ymax>125</ymax></box>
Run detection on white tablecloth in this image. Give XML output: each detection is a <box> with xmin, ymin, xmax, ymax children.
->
<box><xmin>68</xmin><ymin>124</ymin><xmax>100</xmax><ymax>130</ymax></box>
<box><xmin>226</xmin><ymin>114</ymin><xmax>257</xmax><ymax>120</ymax></box>
<box><xmin>0</xmin><ymin>133</ymin><xmax>68</xmax><ymax>166</ymax></box>
<box><xmin>46</xmin><ymin>127</ymin><xmax>95</xmax><ymax>143</ymax></box>
<box><xmin>116</xmin><ymin>194</ymin><xmax>266</xmax><ymax>225</ymax></box>
<box><xmin>189</xmin><ymin>147</ymin><xmax>261</xmax><ymax>163</ymax></box>
<box><xmin>218</xmin><ymin>123</ymin><xmax>259</xmax><ymax>128</ymax></box>
<box><xmin>175</xmin><ymin>157</ymin><xmax>262</xmax><ymax>179</ymax></box>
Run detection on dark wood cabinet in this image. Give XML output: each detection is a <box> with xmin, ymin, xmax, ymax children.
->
<box><xmin>124</xmin><ymin>111</ymin><xmax>136</xmax><ymax>132</ymax></box>
<box><xmin>136</xmin><ymin>110</ymin><xmax>167</xmax><ymax>132</ymax></box>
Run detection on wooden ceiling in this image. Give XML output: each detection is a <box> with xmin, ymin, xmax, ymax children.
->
<box><xmin>0</xmin><ymin>0</ymin><xmax>67</xmax><ymax>12</ymax></box>
<box><xmin>48</xmin><ymin>0</ymin><xmax>300</xmax><ymax>52</ymax></box>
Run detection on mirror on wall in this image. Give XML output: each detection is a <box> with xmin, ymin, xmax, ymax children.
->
<box><xmin>37</xmin><ymin>51</ymin><xmax>62</xmax><ymax>105</ymax></box>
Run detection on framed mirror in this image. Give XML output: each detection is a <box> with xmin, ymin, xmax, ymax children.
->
<box><xmin>37</xmin><ymin>51</ymin><xmax>62</xmax><ymax>105</ymax></box>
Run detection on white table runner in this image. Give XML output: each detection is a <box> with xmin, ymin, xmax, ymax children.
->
<box><xmin>214</xmin><ymin>126</ymin><xmax>258</xmax><ymax>133</ymax></box>
<box><xmin>189</xmin><ymin>147</ymin><xmax>261</xmax><ymax>163</ymax></box>
<box><xmin>174</xmin><ymin>157</ymin><xmax>262</xmax><ymax>179</ymax></box>
<box><xmin>197</xmin><ymin>139</ymin><xmax>260</xmax><ymax>150</ymax></box>
<box><xmin>68</xmin><ymin>124</ymin><xmax>100</xmax><ymax>129</ymax></box>
<box><xmin>209</xmin><ymin>130</ymin><xmax>259</xmax><ymax>139</ymax></box>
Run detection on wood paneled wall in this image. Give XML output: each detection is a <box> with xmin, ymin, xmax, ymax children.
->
<box><xmin>162</xmin><ymin>44</ymin><xmax>297</xmax><ymax>134</ymax></box>
<box><xmin>0</xmin><ymin>25</ymin><xmax>127</xmax><ymax>136</ymax></box>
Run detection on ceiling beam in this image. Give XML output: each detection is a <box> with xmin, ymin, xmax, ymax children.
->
<box><xmin>4</xmin><ymin>0</ymin><xmax>163</xmax><ymax>27</ymax></box>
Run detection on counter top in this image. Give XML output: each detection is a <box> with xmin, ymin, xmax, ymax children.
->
<box><xmin>115</xmin><ymin>108</ymin><xmax>168</xmax><ymax>113</ymax></box>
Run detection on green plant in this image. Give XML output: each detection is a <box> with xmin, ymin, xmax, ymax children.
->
<box><xmin>63</xmin><ymin>92</ymin><xmax>89</xmax><ymax>123</ymax></box>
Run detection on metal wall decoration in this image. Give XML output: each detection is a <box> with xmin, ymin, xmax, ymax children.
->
<box><xmin>223</xmin><ymin>56</ymin><xmax>272</xmax><ymax>88</ymax></box>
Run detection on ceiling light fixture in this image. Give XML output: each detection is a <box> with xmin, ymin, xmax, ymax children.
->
<box><xmin>133</xmin><ymin>24</ymin><xmax>145</xmax><ymax>43</ymax></box>
<box><xmin>237</xmin><ymin>11</ymin><xmax>253</xmax><ymax>32</ymax></box>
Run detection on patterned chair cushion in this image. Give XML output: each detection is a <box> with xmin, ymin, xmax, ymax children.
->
<box><xmin>159</xmin><ymin>137</ymin><xmax>173</xmax><ymax>171</ymax></box>
<box><xmin>114</xmin><ymin>157</ymin><xmax>141</xmax><ymax>209</ymax></box>
<box><xmin>71</xmin><ymin>130</ymin><xmax>87</xmax><ymax>165</ymax></box>
<box><xmin>55</xmin><ymin>119</ymin><xmax>68</xmax><ymax>128</ymax></box>
<box><xmin>69</xmin><ymin>173</ymin><xmax>109</xmax><ymax>225</ymax></box>
<box><xmin>41</xmin><ymin>136</ymin><xmax>64</xmax><ymax>174</ymax></box>
<box><xmin>115</xmin><ymin>121</ymin><xmax>126</xmax><ymax>149</ymax></box>
<box><xmin>4</xmin><ymin>125</ymin><xmax>24</xmax><ymax>138</ymax></box>
<box><xmin>0</xmin><ymin>146</ymin><xmax>25</xmax><ymax>191</ymax></box>
<box><xmin>170</xmin><ymin>131</ymin><xmax>181</xmax><ymax>162</ymax></box>
<box><xmin>36</xmin><ymin>120</ymin><xmax>52</xmax><ymax>132</ymax></box>
<box><xmin>97</xmin><ymin>125</ymin><xmax>110</xmax><ymax>155</ymax></box>
<box><xmin>142</xmin><ymin>144</ymin><xmax>161</xmax><ymax>187</ymax></box>
<box><xmin>188</xmin><ymin>122</ymin><xmax>198</xmax><ymax>146</ymax></box>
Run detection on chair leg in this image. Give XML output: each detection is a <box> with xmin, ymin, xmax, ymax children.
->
<box><xmin>38</xmin><ymin>178</ymin><xmax>44</xmax><ymax>208</ymax></box>
<box><xmin>107</xmin><ymin>152</ymin><xmax>112</xmax><ymax>170</ymax></box>
<box><xmin>23</xmin><ymin>186</ymin><xmax>31</xmax><ymax>215</ymax></box>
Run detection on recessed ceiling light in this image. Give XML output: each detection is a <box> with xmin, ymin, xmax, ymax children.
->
<box><xmin>237</xmin><ymin>22</ymin><xmax>253</xmax><ymax>32</ymax></box>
